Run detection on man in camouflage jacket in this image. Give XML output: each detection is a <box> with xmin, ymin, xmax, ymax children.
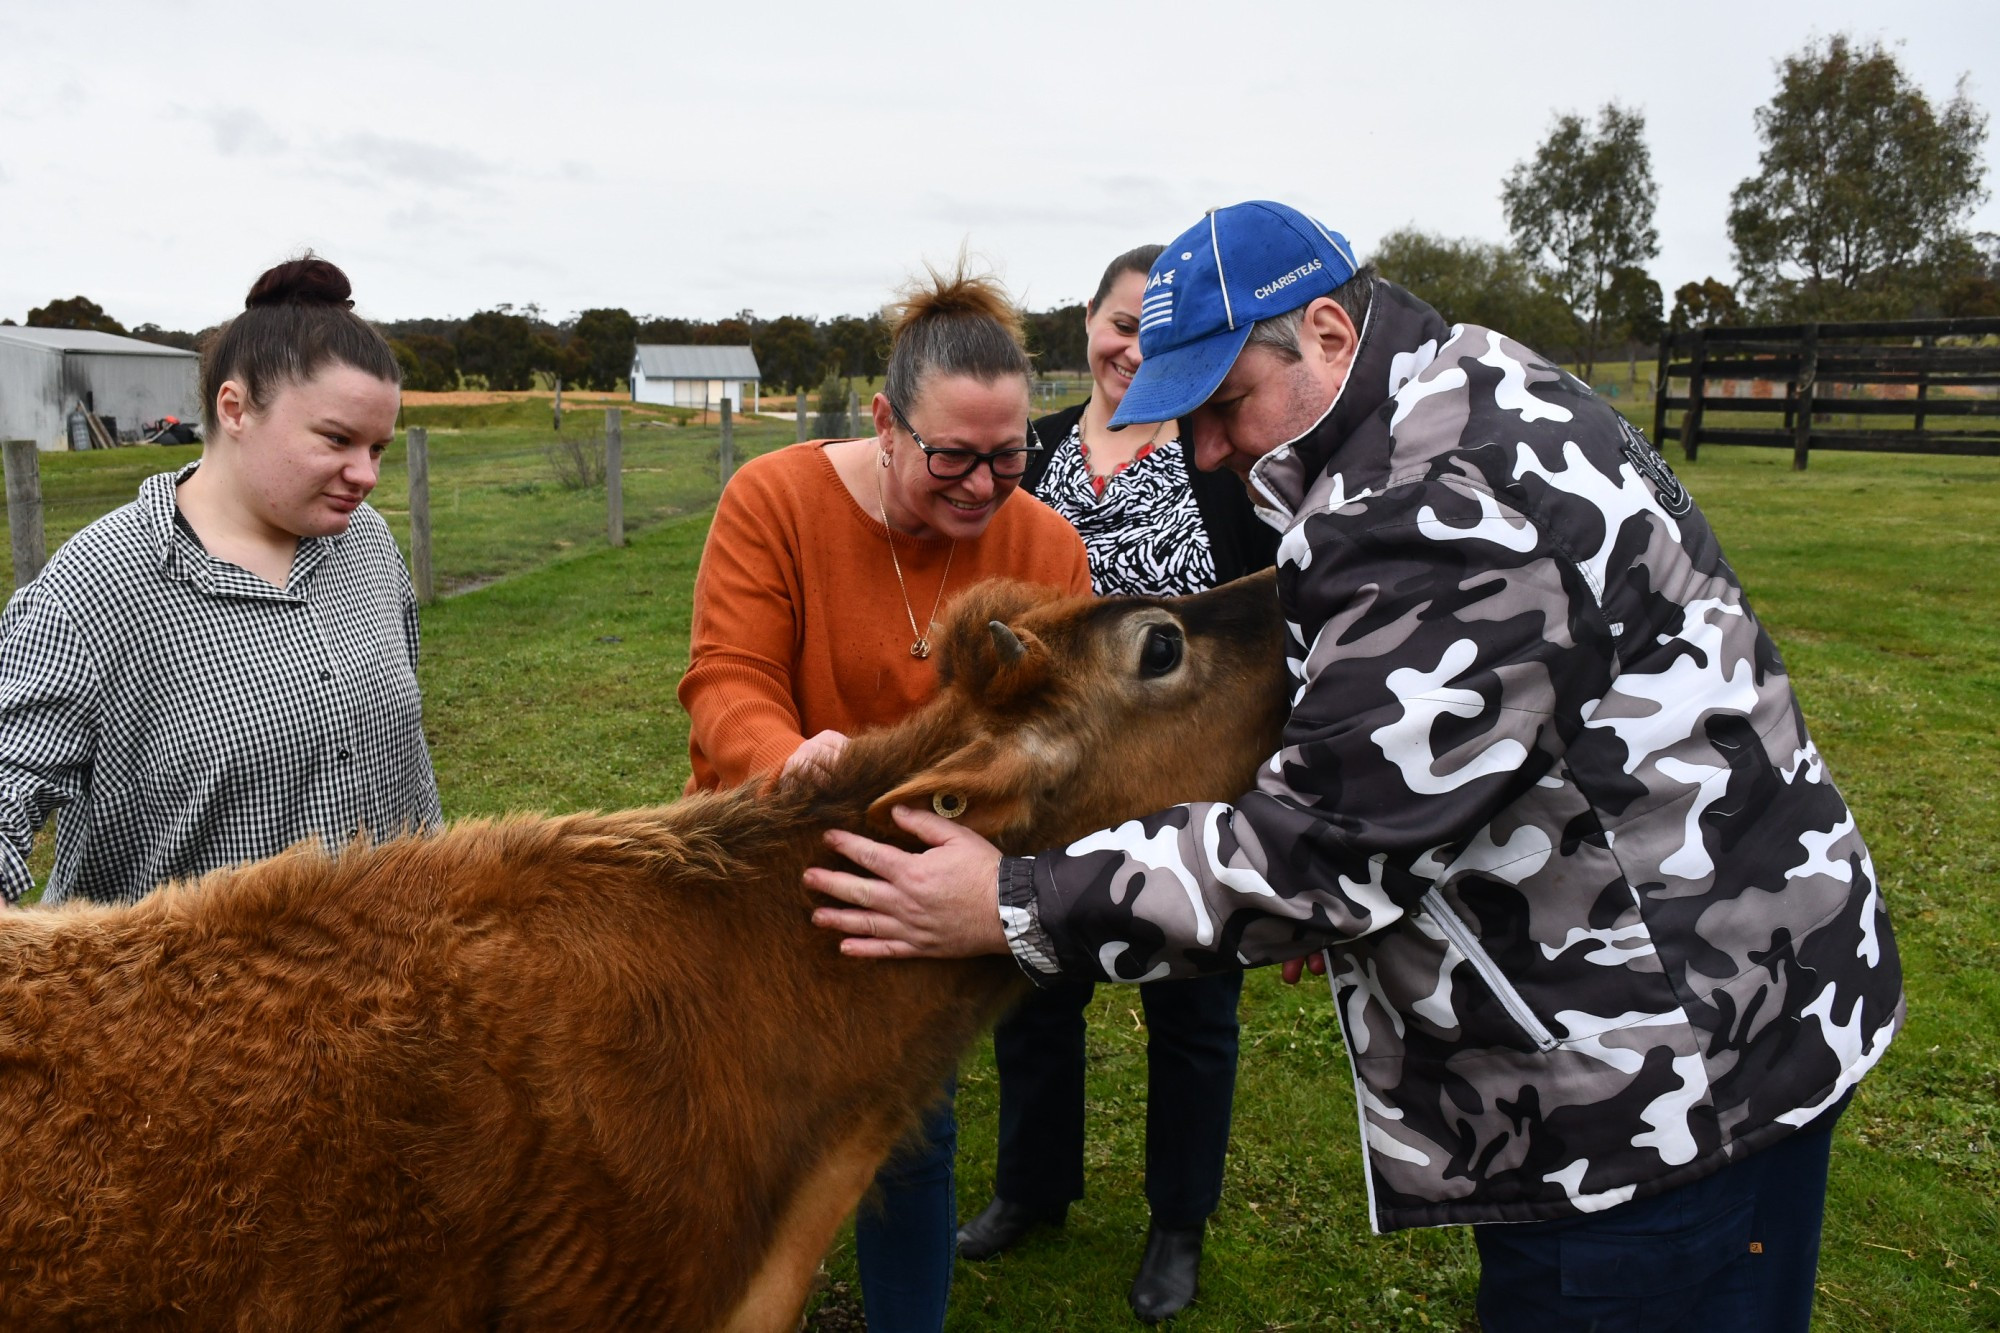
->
<box><xmin>810</xmin><ymin>201</ymin><xmax>1903</xmax><ymax>1325</ymax></box>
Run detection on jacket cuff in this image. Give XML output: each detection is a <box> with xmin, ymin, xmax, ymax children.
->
<box><xmin>997</xmin><ymin>855</ymin><xmax>1065</xmax><ymax>986</ymax></box>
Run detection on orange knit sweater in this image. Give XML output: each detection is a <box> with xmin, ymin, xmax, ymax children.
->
<box><xmin>681</xmin><ymin>442</ymin><xmax>1092</xmax><ymax>792</ymax></box>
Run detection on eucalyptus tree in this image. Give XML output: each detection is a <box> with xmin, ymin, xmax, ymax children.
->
<box><xmin>1502</xmin><ymin>103</ymin><xmax>1660</xmax><ymax>380</ymax></box>
<box><xmin>1728</xmin><ymin>34</ymin><xmax>1989</xmax><ymax>319</ymax></box>
<box><xmin>1369</xmin><ymin>227</ymin><xmax>1576</xmax><ymax>355</ymax></box>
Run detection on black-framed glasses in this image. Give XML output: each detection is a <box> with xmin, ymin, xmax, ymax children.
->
<box><xmin>889</xmin><ymin>399</ymin><xmax>1042</xmax><ymax>480</ymax></box>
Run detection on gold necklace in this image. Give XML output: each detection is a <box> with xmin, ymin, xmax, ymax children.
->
<box><xmin>875</xmin><ymin>463</ymin><xmax>956</xmax><ymax>659</ymax></box>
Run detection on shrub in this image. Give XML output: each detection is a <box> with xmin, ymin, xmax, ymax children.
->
<box><xmin>813</xmin><ymin>376</ymin><xmax>854</xmax><ymax>438</ymax></box>
<box><xmin>544</xmin><ymin>430</ymin><xmax>607</xmax><ymax>490</ymax></box>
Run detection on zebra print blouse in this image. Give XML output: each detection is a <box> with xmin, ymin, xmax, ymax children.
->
<box><xmin>1031</xmin><ymin>421</ymin><xmax>1218</xmax><ymax>598</ymax></box>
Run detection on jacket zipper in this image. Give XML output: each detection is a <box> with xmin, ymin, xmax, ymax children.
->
<box><xmin>1420</xmin><ymin>888</ymin><xmax>1561</xmax><ymax>1052</ymax></box>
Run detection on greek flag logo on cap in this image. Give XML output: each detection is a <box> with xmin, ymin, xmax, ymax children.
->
<box><xmin>1139</xmin><ymin>266</ymin><xmax>1176</xmax><ymax>334</ymax></box>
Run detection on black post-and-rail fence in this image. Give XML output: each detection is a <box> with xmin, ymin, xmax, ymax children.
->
<box><xmin>1652</xmin><ymin>316</ymin><xmax>2000</xmax><ymax>470</ymax></box>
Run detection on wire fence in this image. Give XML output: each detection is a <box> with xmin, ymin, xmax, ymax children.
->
<box><xmin>762</xmin><ymin>377</ymin><xmax>1095</xmax><ymax>444</ymax></box>
<box><xmin>2</xmin><ymin>402</ymin><xmax>796</xmax><ymax>596</ymax></box>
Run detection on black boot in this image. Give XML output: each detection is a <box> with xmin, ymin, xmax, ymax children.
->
<box><xmin>956</xmin><ymin>1196</ymin><xmax>1068</xmax><ymax>1260</ymax></box>
<box><xmin>1128</xmin><ymin>1223</ymin><xmax>1203</xmax><ymax>1323</ymax></box>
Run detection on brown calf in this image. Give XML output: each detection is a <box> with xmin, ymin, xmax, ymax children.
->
<box><xmin>0</xmin><ymin>570</ymin><xmax>1287</xmax><ymax>1330</ymax></box>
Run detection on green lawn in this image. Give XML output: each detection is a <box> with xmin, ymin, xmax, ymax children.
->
<box><xmin>404</xmin><ymin>446</ymin><xmax>1996</xmax><ymax>1332</ymax></box>
<box><xmin>6</xmin><ymin>418</ymin><xmax>1995</xmax><ymax>1329</ymax></box>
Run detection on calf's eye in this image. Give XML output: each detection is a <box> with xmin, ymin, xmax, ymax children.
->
<box><xmin>1138</xmin><ymin>624</ymin><xmax>1184</xmax><ymax>678</ymax></box>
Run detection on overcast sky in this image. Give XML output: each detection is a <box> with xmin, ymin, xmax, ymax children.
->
<box><xmin>4</xmin><ymin>1</ymin><xmax>1998</xmax><ymax>332</ymax></box>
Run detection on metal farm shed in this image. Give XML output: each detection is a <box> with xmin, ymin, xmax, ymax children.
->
<box><xmin>631</xmin><ymin>344</ymin><xmax>760</xmax><ymax>414</ymax></box>
<box><xmin>0</xmin><ymin>327</ymin><xmax>201</xmax><ymax>451</ymax></box>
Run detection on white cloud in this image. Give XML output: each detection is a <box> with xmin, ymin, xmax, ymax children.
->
<box><xmin>201</xmin><ymin>107</ymin><xmax>288</xmax><ymax>156</ymax></box>
<box><xmin>0</xmin><ymin>0</ymin><xmax>1993</xmax><ymax>330</ymax></box>
<box><xmin>330</xmin><ymin>133</ymin><xmax>497</xmax><ymax>189</ymax></box>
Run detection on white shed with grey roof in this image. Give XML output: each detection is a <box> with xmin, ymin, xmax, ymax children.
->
<box><xmin>0</xmin><ymin>328</ymin><xmax>201</xmax><ymax>451</ymax></box>
<box><xmin>631</xmin><ymin>344</ymin><xmax>760</xmax><ymax>414</ymax></box>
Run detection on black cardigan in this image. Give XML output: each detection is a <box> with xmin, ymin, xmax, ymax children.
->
<box><xmin>1024</xmin><ymin>401</ymin><xmax>1279</xmax><ymax>586</ymax></box>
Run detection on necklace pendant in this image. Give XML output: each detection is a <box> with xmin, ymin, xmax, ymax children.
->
<box><xmin>910</xmin><ymin>637</ymin><xmax>931</xmax><ymax>659</ymax></box>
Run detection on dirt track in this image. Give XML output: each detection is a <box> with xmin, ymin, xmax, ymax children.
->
<box><xmin>399</xmin><ymin>389</ymin><xmax>638</xmax><ymax>407</ymax></box>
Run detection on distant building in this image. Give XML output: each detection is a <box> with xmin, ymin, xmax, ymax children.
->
<box><xmin>630</xmin><ymin>345</ymin><xmax>760</xmax><ymax>414</ymax></box>
<box><xmin>0</xmin><ymin>327</ymin><xmax>201</xmax><ymax>451</ymax></box>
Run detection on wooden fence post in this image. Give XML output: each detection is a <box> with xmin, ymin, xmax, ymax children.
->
<box><xmin>406</xmin><ymin>427</ymin><xmax>435</xmax><ymax>605</ymax></box>
<box><xmin>796</xmin><ymin>388</ymin><xmax>808</xmax><ymax>442</ymax></box>
<box><xmin>1915</xmin><ymin>333</ymin><xmax>1933</xmax><ymax>435</ymax></box>
<box><xmin>1651</xmin><ymin>335</ymin><xmax>1671</xmax><ymax>447</ymax></box>
<box><xmin>1793</xmin><ymin>324</ymin><xmax>1818</xmax><ymax>472</ymax></box>
<box><xmin>1681</xmin><ymin>332</ymin><xmax>1709</xmax><ymax>462</ymax></box>
<box><xmin>553</xmin><ymin>378</ymin><xmax>563</xmax><ymax>431</ymax></box>
<box><xmin>606</xmin><ymin>408</ymin><xmax>625</xmax><ymax>548</ymax></box>
<box><xmin>719</xmin><ymin>397</ymin><xmax>735</xmax><ymax>484</ymax></box>
<box><xmin>846</xmin><ymin>389</ymin><xmax>858</xmax><ymax>438</ymax></box>
<box><xmin>2</xmin><ymin>440</ymin><xmax>46</xmax><ymax>589</ymax></box>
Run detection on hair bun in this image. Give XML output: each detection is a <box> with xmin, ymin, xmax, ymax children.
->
<box><xmin>245</xmin><ymin>254</ymin><xmax>355</xmax><ymax>310</ymax></box>
<box><xmin>889</xmin><ymin>252</ymin><xmax>1023</xmax><ymax>344</ymax></box>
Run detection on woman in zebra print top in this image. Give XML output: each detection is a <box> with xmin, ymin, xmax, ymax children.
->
<box><xmin>955</xmin><ymin>246</ymin><xmax>1275</xmax><ymax>1322</ymax></box>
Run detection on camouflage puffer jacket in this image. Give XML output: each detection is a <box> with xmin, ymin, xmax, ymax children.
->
<box><xmin>999</xmin><ymin>281</ymin><xmax>1904</xmax><ymax>1232</ymax></box>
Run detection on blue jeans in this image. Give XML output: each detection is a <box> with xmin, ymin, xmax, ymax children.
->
<box><xmin>1473</xmin><ymin>1094</ymin><xmax>1849</xmax><ymax>1333</ymax></box>
<box><xmin>854</xmin><ymin>1080</ymin><xmax>955</xmax><ymax>1333</ymax></box>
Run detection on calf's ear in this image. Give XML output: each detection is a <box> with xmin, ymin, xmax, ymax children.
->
<box><xmin>866</xmin><ymin>737</ymin><xmax>1042</xmax><ymax>841</ymax></box>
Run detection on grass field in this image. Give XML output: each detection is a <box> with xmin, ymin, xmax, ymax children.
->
<box><xmin>368</xmin><ymin>399</ymin><xmax>799</xmax><ymax>594</ymax></box>
<box><xmin>406</xmin><ymin>443</ymin><xmax>1997</xmax><ymax>1331</ymax></box>
<box><xmin>4</xmin><ymin>411</ymin><xmax>1995</xmax><ymax>1328</ymax></box>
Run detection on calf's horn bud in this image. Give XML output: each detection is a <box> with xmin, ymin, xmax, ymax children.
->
<box><xmin>989</xmin><ymin>620</ymin><xmax>1026</xmax><ymax>665</ymax></box>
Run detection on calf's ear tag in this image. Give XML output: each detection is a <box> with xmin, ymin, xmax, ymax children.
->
<box><xmin>932</xmin><ymin>792</ymin><xmax>968</xmax><ymax>820</ymax></box>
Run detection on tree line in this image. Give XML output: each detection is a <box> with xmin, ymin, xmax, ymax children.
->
<box><xmin>10</xmin><ymin>33</ymin><xmax>1991</xmax><ymax>395</ymax></box>
<box><xmin>4</xmin><ymin>294</ymin><xmax>1092</xmax><ymax>399</ymax></box>
<box><xmin>377</xmin><ymin>305</ymin><xmax>1088</xmax><ymax>396</ymax></box>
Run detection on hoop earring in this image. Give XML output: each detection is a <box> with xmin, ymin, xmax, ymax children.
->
<box><xmin>878</xmin><ymin>449</ymin><xmax>893</xmax><ymax>468</ymax></box>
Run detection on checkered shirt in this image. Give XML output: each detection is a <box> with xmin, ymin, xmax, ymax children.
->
<box><xmin>0</xmin><ymin>463</ymin><xmax>441</xmax><ymax>906</ymax></box>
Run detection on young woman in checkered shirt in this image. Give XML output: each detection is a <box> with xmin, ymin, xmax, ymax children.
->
<box><xmin>0</xmin><ymin>256</ymin><xmax>440</xmax><ymax>908</ymax></box>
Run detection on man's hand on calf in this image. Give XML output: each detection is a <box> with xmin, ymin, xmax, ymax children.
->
<box><xmin>808</xmin><ymin>805</ymin><xmax>1008</xmax><ymax>959</ymax></box>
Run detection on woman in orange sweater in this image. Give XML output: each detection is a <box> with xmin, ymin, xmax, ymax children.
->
<box><xmin>679</xmin><ymin>262</ymin><xmax>1089</xmax><ymax>1332</ymax></box>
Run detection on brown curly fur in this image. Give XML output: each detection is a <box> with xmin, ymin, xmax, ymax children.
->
<box><xmin>0</xmin><ymin>571</ymin><xmax>1286</xmax><ymax>1330</ymax></box>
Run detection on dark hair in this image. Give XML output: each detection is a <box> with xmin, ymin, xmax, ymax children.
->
<box><xmin>1245</xmin><ymin>265</ymin><xmax>1377</xmax><ymax>363</ymax></box>
<box><xmin>199</xmin><ymin>254</ymin><xmax>400</xmax><ymax>435</ymax></box>
<box><xmin>883</xmin><ymin>253</ymin><xmax>1031</xmax><ymax>411</ymax></box>
<box><xmin>1087</xmin><ymin>244</ymin><xmax>1166</xmax><ymax>313</ymax></box>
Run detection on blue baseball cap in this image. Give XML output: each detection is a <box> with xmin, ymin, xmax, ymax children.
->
<box><xmin>1109</xmin><ymin>201</ymin><xmax>1359</xmax><ymax>428</ymax></box>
